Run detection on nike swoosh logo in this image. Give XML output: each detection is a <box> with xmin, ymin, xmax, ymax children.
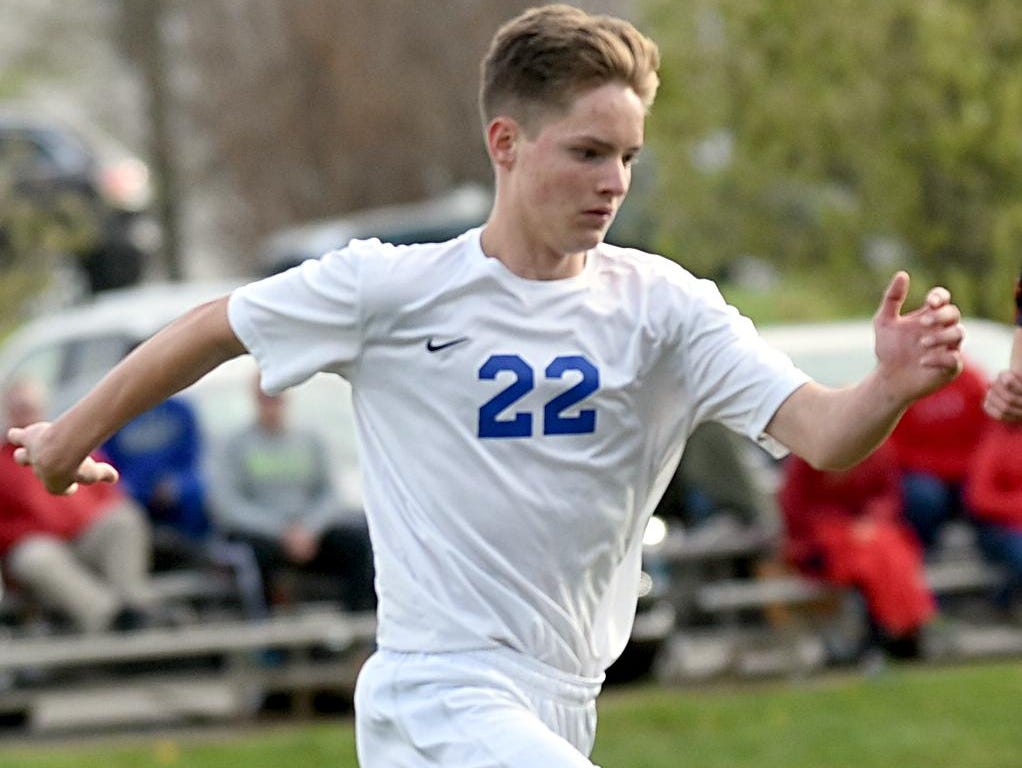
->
<box><xmin>426</xmin><ymin>336</ymin><xmax>470</xmax><ymax>353</ymax></box>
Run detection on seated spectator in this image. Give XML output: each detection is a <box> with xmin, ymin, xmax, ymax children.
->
<box><xmin>104</xmin><ymin>394</ymin><xmax>268</xmax><ymax>618</ymax></box>
<box><xmin>103</xmin><ymin>396</ymin><xmax>210</xmax><ymax>567</ymax></box>
<box><xmin>0</xmin><ymin>380</ymin><xmax>156</xmax><ymax>633</ymax></box>
<box><xmin>675</xmin><ymin>421</ymin><xmax>780</xmax><ymax>532</ymax></box>
<box><xmin>209</xmin><ymin>378</ymin><xmax>375</xmax><ymax>612</ymax></box>
<box><xmin>652</xmin><ymin>422</ymin><xmax>779</xmax><ymax>585</ymax></box>
<box><xmin>963</xmin><ymin>420</ymin><xmax>1022</xmax><ymax>617</ymax></box>
<box><xmin>779</xmin><ymin>442</ymin><xmax>936</xmax><ymax>659</ymax></box>
<box><xmin>888</xmin><ymin>360</ymin><xmax>989</xmax><ymax>551</ymax></box>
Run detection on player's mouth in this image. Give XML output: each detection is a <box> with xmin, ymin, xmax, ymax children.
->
<box><xmin>581</xmin><ymin>207</ymin><xmax>614</xmax><ymax>226</ymax></box>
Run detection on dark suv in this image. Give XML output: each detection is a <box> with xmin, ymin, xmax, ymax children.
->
<box><xmin>0</xmin><ymin>113</ymin><xmax>157</xmax><ymax>294</ymax></box>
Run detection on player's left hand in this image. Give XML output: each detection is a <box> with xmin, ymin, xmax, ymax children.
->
<box><xmin>872</xmin><ymin>271</ymin><xmax>964</xmax><ymax>405</ymax></box>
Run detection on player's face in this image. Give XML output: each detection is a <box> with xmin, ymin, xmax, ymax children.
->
<box><xmin>512</xmin><ymin>82</ymin><xmax>645</xmax><ymax>258</ymax></box>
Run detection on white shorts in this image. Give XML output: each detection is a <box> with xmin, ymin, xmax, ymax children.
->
<box><xmin>354</xmin><ymin>646</ymin><xmax>605</xmax><ymax>767</ymax></box>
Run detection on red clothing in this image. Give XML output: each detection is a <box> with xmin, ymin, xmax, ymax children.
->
<box><xmin>965</xmin><ymin>421</ymin><xmax>1022</xmax><ymax>532</ymax></box>
<box><xmin>888</xmin><ymin>363</ymin><xmax>989</xmax><ymax>482</ymax></box>
<box><xmin>780</xmin><ymin>445</ymin><xmax>903</xmax><ymax>563</ymax></box>
<box><xmin>0</xmin><ymin>442</ymin><xmax>122</xmax><ymax>557</ymax></box>
<box><xmin>779</xmin><ymin>445</ymin><xmax>935</xmax><ymax>635</ymax></box>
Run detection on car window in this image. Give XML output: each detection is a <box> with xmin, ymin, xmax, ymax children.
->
<box><xmin>65</xmin><ymin>334</ymin><xmax>136</xmax><ymax>390</ymax></box>
<box><xmin>0</xmin><ymin>343</ymin><xmax>68</xmax><ymax>405</ymax></box>
<box><xmin>762</xmin><ymin>319</ymin><xmax>1013</xmax><ymax>389</ymax></box>
<box><xmin>187</xmin><ymin>362</ymin><xmax>363</xmax><ymax>507</ymax></box>
<box><xmin>42</xmin><ymin>334</ymin><xmax>136</xmax><ymax>418</ymax></box>
<box><xmin>961</xmin><ymin>323</ymin><xmax>1014</xmax><ymax>379</ymax></box>
<box><xmin>783</xmin><ymin>347</ymin><xmax>876</xmax><ymax>388</ymax></box>
<box><xmin>32</xmin><ymin>128</ymin><xmax>92</xmax><ymax>174</ymax></box>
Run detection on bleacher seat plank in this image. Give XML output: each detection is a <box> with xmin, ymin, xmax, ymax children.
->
<box><xmin>696</xmin><ymin>560</ymin><xmax>1004</xmax><ymax>614</ymax></box>
<box><xmin>0</xmin><ymin>609</ymin><xmax>376</xmax><ymax>671</ymax></box>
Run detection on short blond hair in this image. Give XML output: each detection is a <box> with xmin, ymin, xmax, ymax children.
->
<box><xmin>479</xmin><ymin>4</ymin><xmax>660</xmax><ymax>132</ymax></box>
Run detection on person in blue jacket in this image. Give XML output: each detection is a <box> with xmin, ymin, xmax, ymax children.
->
<box><xmin>104</xmin><ymin>396</ymin><xmax>210</xmax><ymax>547</ymax></box>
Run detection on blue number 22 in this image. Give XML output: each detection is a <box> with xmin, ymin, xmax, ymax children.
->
<box><xmin>478</xmin><ymin>354</ymin><xmax>599</xmax><ymax>438</ymax></box>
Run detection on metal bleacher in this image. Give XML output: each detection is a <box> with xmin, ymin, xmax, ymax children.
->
<box><xmin>651</xmin><ymin>519</ymin><xmax>1022</xmax><ymax>682</ymax></box>
<box><xmin>0</xmin><ymin>568</ymin><xmax>376</xmax><ymax>733</ymax></box>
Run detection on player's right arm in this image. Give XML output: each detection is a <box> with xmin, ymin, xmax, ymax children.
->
<box><xmin>7</xmin><ymin>296</ymin><xmax>246</xmax><ymax>495</ymax></box>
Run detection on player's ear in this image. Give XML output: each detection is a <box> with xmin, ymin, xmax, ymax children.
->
<box><xmin>486</xmin><ymin>116</ymin><xmax>519</xmax><ymax>170</ymax></box>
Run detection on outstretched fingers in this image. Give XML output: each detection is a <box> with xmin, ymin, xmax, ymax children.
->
<box><xmin>919</xmin><ymin>299</ymin><xmax>964</xmax><ymax>350</ymax></box>
<box><xmin>872</xmin><ymin>273</ymin><xmax>964</xmax><ymax>401</ymax></box>
<box><xmin>875</xmin><ymin>271</ymin><xmax>910</xmax><ymax>323</ymax></box>
<box><xmin>7</xmin><ymin>423</ymin><xmax>118</xmax><ymax>495</ymax></box>
<box><xmin>75</xmin><ymin>456</ymin><xmax>120</xmax><ymax>486</ymax></box>
<box><xmin>924</xmin><ymin>285</ymin><xmax>952</xmax><ymax>309</ymax></box>
<box><xmin>917</xmin><ymin>287</ymin><xmax>963</xmax><ymax>371</ymax></box>
<box><xmin>7</xmin><ymin>426</ymin><xmax>29</xmax><ymax>452</ymax></box>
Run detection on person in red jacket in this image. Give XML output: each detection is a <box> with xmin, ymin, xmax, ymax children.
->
<box><xmin>779</xmin><ymin>442</ymin><xmax>936</xmax><ymax>658</ymax></box>
<box><xmin>963</xmin><ymin>420</ymin><xmax>1022</xmax><ymax>614</ymax></box>
<box><xmin>888</xmin><ymin>360</ymin><xmax>990</xmax><ymax>551</ymax></box>
<box><xmin>1</xmin><ymin>379</ymin><xmax>155</xmax><ymax>633</ymax></box>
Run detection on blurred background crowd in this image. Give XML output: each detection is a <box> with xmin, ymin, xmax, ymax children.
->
<box><xmin>3</xmin><ymin>0</ymin><xmax>1022</xmax><ymax>733</ymax></box>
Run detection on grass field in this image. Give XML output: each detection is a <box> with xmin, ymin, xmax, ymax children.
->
<box><xmin>3</xmin><ymin>659</ymin><xmax>1021</xmax><ymax>767</ymax></box>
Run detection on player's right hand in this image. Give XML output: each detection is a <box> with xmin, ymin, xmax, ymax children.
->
<box><xmin>7</xmin><ymin>422</ymin><xmax>119</xmax><ymax>495</ymax></box>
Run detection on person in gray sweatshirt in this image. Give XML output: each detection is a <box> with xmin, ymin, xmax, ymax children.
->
<box><xmin>209</xmin><ymin>376</ymin><xmax>375</xmax><ymax>611</ymax></box>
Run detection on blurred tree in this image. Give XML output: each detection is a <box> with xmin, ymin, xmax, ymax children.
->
<box><xmin>117</xmin><ymin>0</ymin><xmax>183</xmax><ymax>282</ymax></box>
<box><xmin>0</xmin><ymin>161</ymin><xmax>93</xmax><ymax>337</ymax></box>
<box><xmin>0</xmin><ymin>0</ymin><xmax>130</xmax><ymax>330</ymax></box>
<box><xmin>644</xmin><ymin>0</ymin><xmax>1022</xmax><ymax>318</ymax></box>
<box><xmin>169</xmin><ymin>0</ymin><xmax>539</xmax><ymax>271</ymax></box>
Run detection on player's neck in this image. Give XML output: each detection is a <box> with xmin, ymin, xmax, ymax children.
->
<box><xmin>480</xmin><ymin>219</ymin><xmax>587</xmax><ymax>281</ymax></box>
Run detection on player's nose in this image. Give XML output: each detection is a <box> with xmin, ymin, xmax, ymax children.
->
<box><xmin>599</xmin><ymin>157</ymin><xmax>630</xmax><ymax>197</ymax></box>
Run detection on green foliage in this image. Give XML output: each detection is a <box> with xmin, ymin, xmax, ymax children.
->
<box><xmin>0</xmin><ymin>166</ymin><xmax>99</xmax><ymax>335</ymax></box>
<box><xmin>720</xmin><ymin>272</ymin><xmax>875</xmax><ymax>324</ymax></box>
<box><xmin>0</xmin><ymin>183</ymin><xmax>51</xmax><ymax>335</ymax></box>
<box><xmin>718</xmin><ymin>267</ymin><xmax>959</xmax><ymax>325</ymax></box>
<box><xmin>642</xmin><ymin>0</ymin><xmax>1022</xmax><ymax>319</ymax></box>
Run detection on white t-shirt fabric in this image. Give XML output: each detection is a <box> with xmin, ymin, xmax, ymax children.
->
<box><xmin>228</xmin><ymin>227</ymin><xmax>808</xmax><ymax>678</ymax></box>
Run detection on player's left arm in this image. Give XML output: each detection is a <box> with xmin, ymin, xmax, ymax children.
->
<box><xmin>765</xmin><ymin>271</ymin><xmax>963</xmax><ymax>471</ymax></box>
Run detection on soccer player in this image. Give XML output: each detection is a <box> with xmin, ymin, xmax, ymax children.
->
<box><xmin>8</xmin><ymin>5</ymin><xmax>965</xmax><ymax>766</ymax></box>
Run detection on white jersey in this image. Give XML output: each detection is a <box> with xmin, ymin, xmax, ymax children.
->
<box><xmin>228</xmin><ymin>228</ymin><xmax>808</xmax><ymax>677</ymax></box>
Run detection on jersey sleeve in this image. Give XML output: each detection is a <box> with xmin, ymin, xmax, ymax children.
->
<box><xmin>676</xmin><ymin>278</ymin><xmax>809</xmax><ymax>457</ymax></box>
<box><xmin>228</xmin><ymin>242</ymin><xmax>372</xmax><ymax>394</ymax></box>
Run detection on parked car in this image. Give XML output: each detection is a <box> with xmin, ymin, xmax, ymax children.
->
<box><xmin>759</xmin><ymin>316</ymin><xmax>1013</xmax><ymax>387</ymax></box>
<box><xmin>257</xmin><ymin>177</ymin><xmax>654</xmax><ymax>276</ymax></box>
<box><xmin>703</xmin><ymin>315</ymin><xmax>1014</xmax><ymax>508</ymax></box>
<box><xmin>0</xmin><ymin>280</ymin><xmax>673</xmax><ymax>675</ymax></box>
<box><xmin>0</xmin><ymin>280</ymin><xmax>361</xmax><ymax>505</ymax></box>
<box><xmin>258</xmin><ymin>185</ymin><xmax>492</xmax><ymax>276</ymax></box>
<box><xmin>0</xmin><ymin>112</ymin><xmax>157</xmax><ymax>295</ymax></box>
<box><xmin>642</xmin><ymin>315</ymin><xmax>1016</xmax><ymax>680</ymax></box>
